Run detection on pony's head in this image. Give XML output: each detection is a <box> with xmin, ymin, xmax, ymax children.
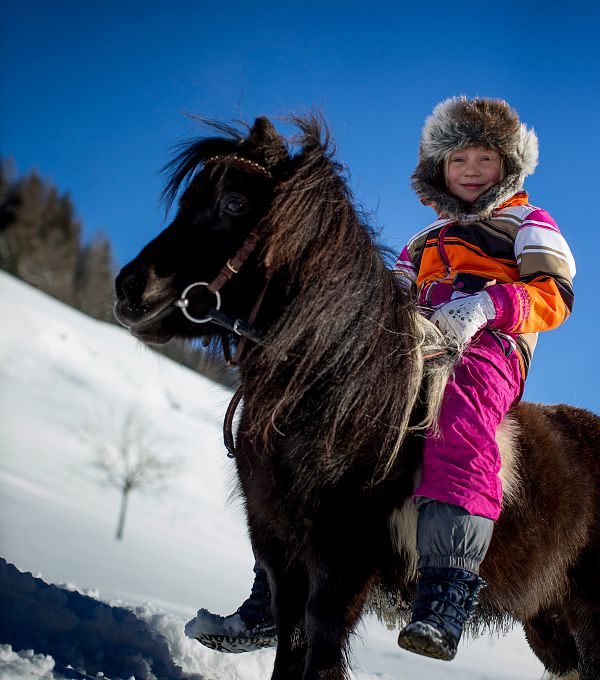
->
<box><xmin>114</xmin><ymin>116</ymin><xmax>288</xmax><ymax>344</ymax></box>
<box><xmin>116</xmin><ymin>114</ymin><xmax>455</xmax><ymax>478</ymax></box>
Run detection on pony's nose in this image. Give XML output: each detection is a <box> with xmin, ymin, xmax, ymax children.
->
<box><xmin>116</xmin><ymin>267</ymin><xmax>148</xmax><ymax>301</ymax></box>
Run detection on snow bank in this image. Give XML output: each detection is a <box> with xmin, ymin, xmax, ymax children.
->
<box><xmin>0</xmin><ymin>559</ymin><xmax>282</xmax><ymax>680</ymax></box>
<box><xmin>0</xmin><ymin>646</ymin><xmax>57</xmax><ymax>680</ymax></box>
<box><xmin>0</xmin><ymin>559</ymin><xmax>191</xmax><ymax>680</ymax></box>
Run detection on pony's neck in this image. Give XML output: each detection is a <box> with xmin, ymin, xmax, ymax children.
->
<box><xmin>240</xmin><ymin>145</ymin><xmax>453</xmax><ymax>481</ymax></box>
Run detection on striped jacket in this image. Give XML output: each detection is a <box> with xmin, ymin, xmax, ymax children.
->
<box><xmin>394</xmin><ymin>192</ymin><xmax>576</xmax><ymax>376</ymax></box>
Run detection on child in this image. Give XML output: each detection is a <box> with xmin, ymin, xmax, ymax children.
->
<box><xmin>190</xmin><ymin>97</ymin><xmax>576</xmax><ymax>661</ymax></box>
<box><xmin>394</xmin><ymin>96</ymin><xmax>575</xmax><ymax>660</ymax></box>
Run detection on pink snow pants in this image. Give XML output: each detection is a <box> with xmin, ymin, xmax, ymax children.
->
<box><xmin>414</xmin><ymin>330</ymin><xmax>523</xmax><ymax>521</ymax></box>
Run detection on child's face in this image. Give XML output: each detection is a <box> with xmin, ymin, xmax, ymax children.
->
<box><xmin>446</xmin><ymin>147</ymin><xmax>502</xmax><ymax>203</ymax></box>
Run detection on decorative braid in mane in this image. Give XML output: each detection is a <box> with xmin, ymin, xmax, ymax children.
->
<box><xmin>243</xmin><ymin>115</ymin><xmax>458</xmax><ymax>483</ymax></box>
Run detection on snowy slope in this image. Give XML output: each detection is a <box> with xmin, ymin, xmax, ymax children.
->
<box><xmin>0</xmin><ymin>271</ymin><xmax>546</xmax><ymax>679</ymax></box>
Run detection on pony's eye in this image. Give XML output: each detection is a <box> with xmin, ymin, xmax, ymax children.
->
<box><xmin>223</xmin><ymin>197</ymin><xmax>248</xmax><ymax>215</ymax></box>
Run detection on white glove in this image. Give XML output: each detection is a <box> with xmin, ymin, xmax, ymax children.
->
<box><xmin>429</xmin><ymin>291</ymin><xmax>496</xmax><ymax>344</ymax></box>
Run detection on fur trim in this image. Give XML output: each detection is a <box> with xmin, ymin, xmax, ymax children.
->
<box><xmin>412</xmin><ymin>97</ymin><xmax>539</xmax><ymax>219</ymax></box>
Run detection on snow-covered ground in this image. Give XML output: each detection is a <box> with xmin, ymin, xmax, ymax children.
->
<box><xmin>0</xmin><ymin>270</ymin><xmax>547</xmax><ymax>679</ymax></box>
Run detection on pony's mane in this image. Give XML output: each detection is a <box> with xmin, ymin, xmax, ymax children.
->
<box><xmin>160</xmin><ymin>119</ymin><xmax>245</xmax><ymax>211</ymax></box>
<box><xmin>242</xmin><ymin>115</ymin><xmax>457</xmax><ymax>482</ymax></box>
<box><xmin>159</xmin><ymin>114</ymin><xmax>456</xmax><ymax>482</ymax></box>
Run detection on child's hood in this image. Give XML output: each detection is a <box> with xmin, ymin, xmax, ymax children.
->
<box><xmin>412</xmin><ymin>97</ymin><xmax>539</xmax><ymax>220</ymax></box>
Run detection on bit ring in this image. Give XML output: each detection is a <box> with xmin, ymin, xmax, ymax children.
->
<box><xmin>174</xmin><ymin>281</ymin><xmax>221</xmax><ymax>324</ymax></box>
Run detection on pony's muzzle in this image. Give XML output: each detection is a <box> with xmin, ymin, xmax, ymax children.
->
<box><xmin>117</xmin><ymin>267</ymin><xmax>149</xmax><ymax>302</ymax></box>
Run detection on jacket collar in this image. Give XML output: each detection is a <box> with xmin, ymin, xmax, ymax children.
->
<box><xmin>427</xmin><ymin>190</ymin><xmax>529</xmax><ymax>222</ymax></box>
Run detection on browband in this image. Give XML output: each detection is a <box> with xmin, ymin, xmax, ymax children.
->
<box><xmin>204</xmin><ymin>154</ymin><xmax>273</xmax><ymax>179</ymax></box>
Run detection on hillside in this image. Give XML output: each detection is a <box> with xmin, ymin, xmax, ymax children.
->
<box><xmin>0</xmin><ymin>271</ymin><xmax>545</xmax><ymax>679</ymax></box>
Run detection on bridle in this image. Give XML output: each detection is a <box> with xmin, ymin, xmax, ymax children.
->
<box><xmin>173</xmin><ymin>226</ymin><xmax>268</xmax><ymax>358</ymax></box>
<box><xmin>172</xmin><ymin>154</ymin><xmax>275</xmax><ymax>458</ymax></box>
<box><xmin>173</xmin><ymin>154</ymin><xmax>274</xmax><ymax>366</ymax></box>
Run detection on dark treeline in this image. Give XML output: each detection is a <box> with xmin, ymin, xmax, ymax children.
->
<box><xmin>0</xmin><ymin>160</ymin><xmax>113</xmax><ymax>317</ymax></box>
<box><xmin>0</xmin><ymin>158</ymin><xmax>237</xmax><ymax>389</ymax></box>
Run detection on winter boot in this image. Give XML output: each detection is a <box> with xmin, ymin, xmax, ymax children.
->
<box><xmin>397</xmin><ymin>566</ymin><xmax>485</xmax><ymax>661</ymax></box>
<box><xmin>185</xmin><ymin>565</ymin><xmax>277</xmax><ymax>653</ymax></box>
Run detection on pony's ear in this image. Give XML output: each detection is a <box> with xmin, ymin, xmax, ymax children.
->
<box><xmin>247</xmin><ymin>117</ymin><xmax>288</xmax><ymax>168</ymax></box>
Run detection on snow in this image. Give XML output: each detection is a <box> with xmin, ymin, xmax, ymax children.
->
<box><xmin>185</xmin><ymin>609</ymin><xmax>247</xmax><ymax>638</ymax></box>
<box><xmin>0</xmin><ymin>270</ymin><xmax>548</xmax><ymax>679</ymax></box>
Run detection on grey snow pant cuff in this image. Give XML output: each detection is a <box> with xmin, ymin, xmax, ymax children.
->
<box><xmin>415</xmin><ymin>498</ymin><xmax>494</xmax><ymax>574</ymax></box>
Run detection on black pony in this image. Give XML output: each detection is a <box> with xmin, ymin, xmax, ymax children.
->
<box><xmin>115</xmin><ymin>115</ymin><xmax>600</xmax><ymax>680</ymax></box>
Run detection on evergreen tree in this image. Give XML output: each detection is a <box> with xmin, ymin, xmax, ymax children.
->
<box><xmin>0</xmin><ymin>157</ymin><xmax>17</xmax><ymax>273</ymax></box>
<box><xmin>74</xmin><ymin>231</ymin><xmax>117</xmax><ymax>321</ymax></box>
<box><xmin>37</xmin><ymin>187</ymin><xmax>81</xmax><ymax>304</ymax></box>
<box><xmin>0</xmin><ymin>170</ymin><xmax>47</xmax><ymax>279</ymax></box>
<box><xmin>0</xmin><ymin>156</ymin><xmax>13</xmax><ymax>207</ymax></box>
<box><xmin>0</xmin><ymin>170</ymin><xmax>80</xmax><ymax>302</ymax></box>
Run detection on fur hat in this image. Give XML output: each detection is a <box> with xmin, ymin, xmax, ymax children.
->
<box><xmin>412</xmin><ymin>96</ymin><xmax>539</xmax><ymax>219</ymax></box>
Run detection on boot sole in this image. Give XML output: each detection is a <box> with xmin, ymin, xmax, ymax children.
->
<box><xmin>397</xmin><ymin>627</ymin><xmax>455</xmax><ymax>661</ymax></box>
<box><xmin>193</xmin><ymin>632</ymin><xmax>277</xmax><ymax>654</ymax></box>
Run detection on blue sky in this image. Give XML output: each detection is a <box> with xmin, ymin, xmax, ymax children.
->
<box><xmin>2</xmin><ymin>0</ymin><xmax>599</xmax><ymax>411</ymax></box>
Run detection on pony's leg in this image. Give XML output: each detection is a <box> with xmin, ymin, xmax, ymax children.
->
<box><xmin>571</xmin><ymin>608</ymin><xmax>600</xmax><ymax>680</ymax></box>
<box><xmin>567</xmin><ymin>572</ymin><xmax>600</xmax><ymax>680</ymax></box>
<box><xmin>300</xmin><ymin>560</ymin><xmax>371</xmax><ymax>680</ymax></box>
<box><xmin>523</xmin><ymin>607</ymin><xmax>579</xmax><ymax>677</ymax></box>
<box><xmin>268</xmin><ymin>559</ymin><xmax>309</xmax><ymax>680</ymax></box>
<box><xmin>564</xmin><ymin>554</ymin><xmax>600</xmax><ymax>680</ymax></box>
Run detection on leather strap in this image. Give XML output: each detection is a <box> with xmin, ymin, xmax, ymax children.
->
<box><xmin>208</xmin><ymin>229</ymin><xmax>262</xmax><ymax>294</ymax></box>
<box><xmin>223</xmin><ymin>385</ymin><xmax>244</xmax><ymax>458</ymax></box>
<box><xmin>227</xmin><ymin>272</ymin><xmax>271</xmax><ymax>367</ymax></box>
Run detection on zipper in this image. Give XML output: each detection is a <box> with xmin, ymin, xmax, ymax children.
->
<box><xmin>437</xmin><ymin>223</ymin><xmax>453</xmax><ymax>278</ymax></box>
<box><xmin>424</xmin><ymin>223</ymin><xmax>454</xmax><ymax>307</ymax></box>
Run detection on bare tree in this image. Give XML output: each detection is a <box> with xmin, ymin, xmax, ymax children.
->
<box><xmin>82</xmin><ymin>407</ymin><xmax>178</xmax><ymax>540</ymax></box>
